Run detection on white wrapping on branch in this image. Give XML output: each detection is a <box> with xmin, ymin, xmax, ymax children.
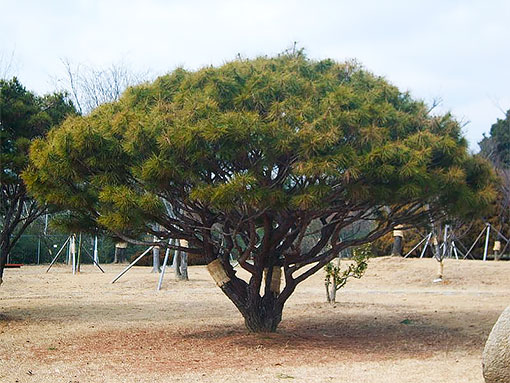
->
<box><xmin>393</xmin><ymin>224</ymin><xmax>404</xmax><ymax>238</ymax></box>
<box><xmin>264</xmin><ymin>266</ymin><xmax>282</xmax><ymax>294</ymax></box>
<box><xmin>493</xmin><ymin>241</ymin><xmax>501</xmax><ymax>252</ymax></box>
<box><xmin>207</xmin><ymin>259</ymin><xmax>230</xmax><ymax>287</ymax></box>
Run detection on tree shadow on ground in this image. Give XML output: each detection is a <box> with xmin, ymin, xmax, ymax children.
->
<box><xmin>31</xmin><ymin>307</ymin><xmax>494</xmax><ymax>374</ymax></box>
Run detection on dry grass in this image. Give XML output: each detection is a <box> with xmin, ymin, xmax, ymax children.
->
<box><xmin>0</xmin><ymin>256</ymin><xmax>508</xmax><ymax>382</ymax></box>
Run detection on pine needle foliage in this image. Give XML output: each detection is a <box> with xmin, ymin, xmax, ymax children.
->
<box><xmin>25</xmin><ymin>53</ymin><xmax>495</xmax><ymax>331</ymax></box>
<box><xmin>1</xmin><ymin>78</ymin><xmax>76</xmax><ymax>284</ymax></box>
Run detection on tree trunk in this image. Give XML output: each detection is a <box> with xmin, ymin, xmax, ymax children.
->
<box><xmin>173</xmin><ymin>239</ymin><xmax>188</xmax><ymax>281</ymax></box>
<box><xmin>180</xmin><ymin>252</ymin><xmax>188</xmax><ymax>280</ymax></box>
<box><xmin>0</xmin><ymin>242</ymin><xmax>8</xmax><ymax>286</ymax></box>
<box><xmin>113</xmin><ymin>247</ymin><xmax>120</xmax><ymax>263</ymax></box>
<box><xmin>436</xmin><ymin>259</ymin><xmax>444</xmax><ymax>280</ymax></box>
<box><xmin>494</xmin><ymin>241</ymin><xmax>501</xmax><ymax>261</ymax></box>
<box><xmin>226</xmin><ymin>281</ymin><xmax>283</xmax><ymax>332</ymax></box>
<box><xmin>243</xmin><ymin>297</ymin><xmax>283</xmax><ymax>333</ymax></box>
<box><xmin>151</xmin><ymin>246</ymin><xmax>161</xmax><ymax>273</ymax></box>
<box><xmin>330</xmin><ymin>281</ymin><xmax>337</xmax><ymax>304</ymax></box>
<box><xmin>174</xmin><ymin>250</ymin><xmax>188</xmax><ymax>280</ymax></box>
<box><xmin>391</xmin><ymin>235</ymin><xmax>403</xmax><ymax>256</ymax></box>
<box><xmin>211</xmin><ymin>260</ymin><xmax>285</xmax><ymax>333</ymax></box>
<box><xmin>114</xmin><ymin>246</ymin><xmax>126</xmax><ymax>263</ymax></box>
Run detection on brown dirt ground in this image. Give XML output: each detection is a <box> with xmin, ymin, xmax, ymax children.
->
<box><xmin>0</xmin><ymin>257</ymin><xmax>508</xmax><ymax>382</ymax></box>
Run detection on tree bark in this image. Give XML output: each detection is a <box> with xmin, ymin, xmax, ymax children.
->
<box><xmin>243</xmin><ymin>297</ymin><xmax>283</xmax><ymax>332</ymax></box>
<box><xmin>114</xmin><ymin>246</ymin><xmax>126</xmax><ymax>263</ymax></box>
<box><xmin>210</xmin><ymin>258</ymin><xmax>286</xmax><ymax>333</ymax></box>
<box><xmin>0</xmin><ymin>242</ymin><xmax>8</xmax><ymax>286</ymax></box>
<box><xmin>329</xmin><ymin>282</ymin><xmax>337</xmax><ymax>304</ymax></box>
<box><xmin>151</xmin><ymin>245</ymin><xmax>161</xmax><ymax>273</ymax></box>
<box><xmin>437</xmin><ymin>259</ymin><xmax>444</xmax><ymax>280</ymax></box>
<box><xmin>220</xmin><ymin>277</ymin><xmax>284</xmax><ymax>332</ymax></box>
<box><xmin>174</xmin><ymin>250</ymin><xmax>188</xmax><ymax>280</ymax></box>
<box><xmin>391</xmin><ymin>235</ymin><xmax>403</xmax><ymax>256</ymax></box>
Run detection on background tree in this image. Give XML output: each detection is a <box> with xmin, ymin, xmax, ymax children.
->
<box><xmin>0</xmin><ymin>50</ymin><xmax>17</xmax><ymax>81</ymax></box>
<box><xmin>58</xmin><ymin>59</ymin><xmax>150</xmax><ymax>115</ymax></box>
<box><xmin>324</xmin><ymin>244</ymin><xmax>370</xmax><ymax>304</ymax></box>
<box><xmin>54</xmin><ymin>60</ymin><xmax>169</xmax><ymax>272</ymax></box>
<box><xmin>25</xmin><ymin>53</ymin><xmax>495</xmax><ymax>332</ymax></box>
<box><xmin>0</xmin><ymin>78</ymin><xmax>75</xmax><ymax>284</ymax></box>
<box><xmin>479</xmin><ymin>110</ymin><xmax>510</xmax><ymax>247</ymax></box>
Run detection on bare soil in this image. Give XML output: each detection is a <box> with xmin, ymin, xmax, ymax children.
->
<box><xmin>0</xmin><ymin>257</ymin><xmax>508</xmax><ymax>382</ymax></box>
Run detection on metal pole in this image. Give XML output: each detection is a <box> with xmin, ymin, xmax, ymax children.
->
<box><xmin>483</xmin><ymin>224</ymin><xmax>491</xmax><ymax>261</ymax></box>
<box><xmin>442</xmin><ymin>225</ymin><xmax>448</xmax><ymax>259</ymax></box>
<box><xmin>491</xmin><ymin>226</ymin><xmax>509</xmax><ymax>243</ymax></box>
<box><xmin>46</xmin><ymin>236</ymin><xmax>71</xmax><ymax>272</ymax></box>
<box><xmin>81</xmin><ymin>246</ymin><xmax>105</xmax><ymax>273</ymax></box>
<box><xmin>71</xmin><ymin>235</ymin><xmax>76</xmax><ymax>275</ymax></box>
<box><xmin>420</xmin><ymin>233</ymin><xmax>432</xmax><ymax>258</ymax></box>
<box><xmin>66</xmin><ymin>237</ymin><xmax>71</xmax><ymax>265</ymax></box>
<box><xmin>463</xmin><ymin>226</ymin><xmax>487</xmax><ymax>259</ymax></box>
<box><xmin>111</xmin><ymin>246</ymin><xmax>153</xmax><ymax>284</ymax></box>
<box><xmin>404</xmin><ymin>235</ymin><xmax>428</xmax><ymax>258</ymax></box>
<box><xmin>452</xmin><ymin>241</ymin><xmax>459</xmax><ymax>260</ymax></box>
<box><xmin>157</xmin><ymin>246</ymin><xmax>171</xmax><ymax>291</ymax></box>
<box><xmin>93</xmin><ymin>236</ymin><xmax>99</xmax><ymax>264</ymax></box>
<box><xmin>500</xmin><ymin>237</ymin><xmax>510</xmax><ymax>257</ymax></box>
<box><xmin>76</xmin><ymin>233</ymin><xmax>82</xmax><ymax>273</ymax></box>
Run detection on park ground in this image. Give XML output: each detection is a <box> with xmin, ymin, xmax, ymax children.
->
<box><xmin>0</xmin><ymin>257</ymin><xmax>508</xmax><ymax>383</ymax></box>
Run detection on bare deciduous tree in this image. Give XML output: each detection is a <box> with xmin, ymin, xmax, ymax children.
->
<box><xmin>57</xmin><ymin>59</ymin><xmax>151</xmax><ymax>114</ymax></box>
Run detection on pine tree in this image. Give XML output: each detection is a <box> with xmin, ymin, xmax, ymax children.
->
<box><xmin>25</xmin><ymin>53</ymin><xmax>495</xmax><ymax>331</ymax></box>
<box><xmin>0</xmin><ymin>78</ymin><xmax>75</xmax><ymax>284</ymax></box>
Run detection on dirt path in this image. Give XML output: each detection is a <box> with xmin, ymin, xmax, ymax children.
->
<box><xmin>0</xmin><ymin>257</ymin><xmax>508</xmax><ymax>382</ymax></box>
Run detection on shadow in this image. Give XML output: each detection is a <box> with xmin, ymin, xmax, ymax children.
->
<box><xmin>29</xmin><ymin>306</ymin><xmax>498</xmax><ymax>374</ymax></box>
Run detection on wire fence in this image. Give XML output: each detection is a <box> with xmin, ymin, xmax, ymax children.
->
<box><xmin>8</xmin><ymin>234</ymin><xmax>146</xmax><ymax>265</ymax></box>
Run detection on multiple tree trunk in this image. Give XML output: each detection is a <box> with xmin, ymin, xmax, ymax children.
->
<box><xmin>0</xmin><ymin>191</ymin><xmax>44</xmax><ymax>286</ymax></box>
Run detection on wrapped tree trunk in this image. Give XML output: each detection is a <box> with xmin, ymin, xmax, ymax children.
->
<box><xmin>391</xmin><ymin>225</ymin><xmax>404</xmax><ymax>256</ymax></box>
<box><xmin>151</xmin><ymin>244</ymin><xmax>161</xmax><ymax>273</ymax></box>
<box><xmin>114</xmin><ymin>242</ymin><xmax>127</xmax><ymax>263</ymax></box>
<box><xmin>493</xmin><ymin>241</ymin><xmax>501</xmax><ymax>261</ymax></box>
<box><xmin>431</xmin><ymin>233</ymin><xmax>444</xmax><ymax>282</ymax></box>
<box><xmin>174</xmin><ymin>239</ymin><xmax>188</xmax><ymax>281</ymax></box>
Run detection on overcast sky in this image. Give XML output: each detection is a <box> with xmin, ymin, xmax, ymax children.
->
<box><xmin>1</xmin><ymin>0</ymin><xmax>509</xmax><ymax>151</ymax></box>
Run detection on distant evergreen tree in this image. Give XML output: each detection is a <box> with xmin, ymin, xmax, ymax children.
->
<box><xmin>479</xmin><ymin>110</ymin><xmax>510</xmax><ymax>244</ymax></box>
<box><xmin>0</xmin><ymin>78</ymin><xmax>76</xmax><ymax>284</ymax></box>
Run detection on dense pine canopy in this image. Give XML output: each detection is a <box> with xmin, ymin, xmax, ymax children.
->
<box><xmin>0</xmin><ymin>78</ymin><xmax>76</xmax><ymax>284</ymax></box>
<box><xmin>25</xmin><ymin>53</ymin><xmax>495</xmax><ymax>331</ymax></box>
